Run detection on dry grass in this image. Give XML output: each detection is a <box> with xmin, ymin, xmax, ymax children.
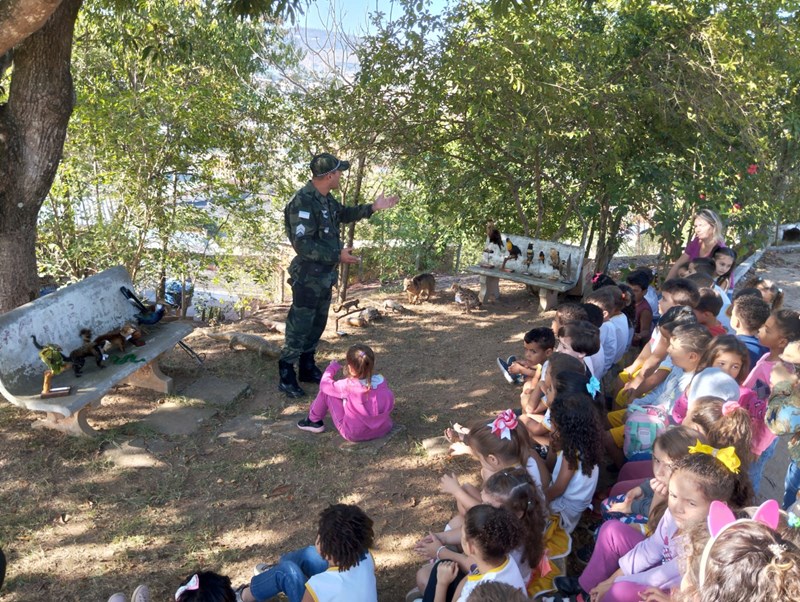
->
<box><xmin>0</xmin><ymin>278</ymin><xmax>551</xmax><ymax>601</ymax></box>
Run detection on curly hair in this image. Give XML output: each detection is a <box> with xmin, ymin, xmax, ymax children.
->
<box><xmin>317</xmin><ymin>504</ymin><xmax>374</xmax><ymax>570</ymax></box>
<box><xmin>672</xmin><ymin>452</ymin><xmax>753</xmax><ymax>509</ymax></box>
<box><xmin>685</xmin><ymin>396</ymin><xmax>752</xmax><ymax>467</ymax></box>
<box><xmin>698</xmin><ymin>335</ymin><xmax>750</xmax><ymax>384</ymax></box>
<box><xmin>683</xmin><ymin>521</ymin><xmax>800</xmax><ymax>602</ymax></box>
<box><xmin>466</xmin><ymin>416</ymin><xmax>532</xmax><ymax>468</ymax></box>
<box><xmin>464</xmin><ymin>505</ymin><xmax>522</xmax><ymax>563</ymax></box>
<box><xmin>772</xmin><ymin>308</ymin><xmax>800</xmax><ymax>343</ymax></box>
<box><xmin>466</xmin><ymin>581</ymin><xmax>529</xmax><ymax>602</ymax></box>
<box><xmin>549</xmin><ymin>392</ymin><xmax>603</xmax><ymax>477</ymax></box>
<box><xmin>176</xmin><ymin>571</ymin><xmax>235</xmax><ymax>602</ymax></box>
<box><xmin>732</xmin><ymin>294</ymin><xmax>771</xmax><ymax>332</ymax></box>
<box><xmin>483</xmin><ymin>468</ymin><xmax>545</xmax><ymax>568</ymax></box>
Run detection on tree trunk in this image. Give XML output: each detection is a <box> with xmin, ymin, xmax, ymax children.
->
<box><xmin>338</xmin><ymin>153</ymin><xmax>367</xmax><ymax>304</ymax></box>
<box><xmin>0</xmin><ymin>0</ymin><xmax>81</xmax><ymax>312</ymax></box>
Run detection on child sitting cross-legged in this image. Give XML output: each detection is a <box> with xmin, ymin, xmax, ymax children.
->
<box><xmin>496</xmin><ymin>327</ymin><xmax>555</xmax><ymax>387</ymax></box>
<box><xmin>238</xmin><ymin>504</ymin><xmax>377</xmax><ymax>602</ymax></box>
<box><xmin>420</xmin><ymin>505</ymin><xmax>527</xmax><ymax>602</ymax></box>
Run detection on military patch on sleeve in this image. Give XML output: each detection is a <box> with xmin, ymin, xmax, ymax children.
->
<box><xmin>298</xmin><ymin>210</ymin><xmax>311</xmax><ymax>219</ymax></box>
<box><xmin>296</xmin><ymin>224</ymin><xmax>306</xmax><ymax>237</ymax></box>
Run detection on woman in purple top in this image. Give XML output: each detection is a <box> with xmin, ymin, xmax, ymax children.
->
<box><xmin>666</xmin><ymin>209</ymin><xmax>726</xmax><ymax>281</ymax></box>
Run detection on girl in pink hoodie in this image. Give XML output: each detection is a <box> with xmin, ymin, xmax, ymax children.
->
<box><xmin>297</xmin><ymin>344</ymin><xmax>395</xmax><ymax>442</ymax></box>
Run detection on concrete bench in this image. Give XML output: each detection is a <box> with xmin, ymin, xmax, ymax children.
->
<box><xmin>0</xmin><ymin>266</ymin><xmax>193</xmax><ymax>436</ymax></box>
<box><xmin>466</xmin><ymin>234</ymin><xmax>590</xmax><ymax>311</ymax></box>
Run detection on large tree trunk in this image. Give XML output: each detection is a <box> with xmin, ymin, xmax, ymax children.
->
<box><xmin>0</xmin><ymin>0</ymin><xmax>81</xmax><ymax>312</ymax></box>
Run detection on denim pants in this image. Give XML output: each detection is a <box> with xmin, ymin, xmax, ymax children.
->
<box><xmin>249</xmin><ymin>545</ymin><xmax>328</xmax><ymax>602</ymax></box>
<box><xmin>749</xmin><ymin>437</ymin><xmax>779</xmax><ymax>498</ymax></box>
<box><xmin>785</xmin><ymin>460</ymin><xmax>800</xmax><ymax>510</ymax></box>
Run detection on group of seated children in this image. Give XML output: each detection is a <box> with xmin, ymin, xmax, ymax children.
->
<box><xmin>439</xmin><ymin>266</ymin><xmax>800</xmax><ymax>601</ymax></box>
<box><xmin>105</xmin><ymin>265</ymin><xmax>800</xmax><ymax>602</ymax></box>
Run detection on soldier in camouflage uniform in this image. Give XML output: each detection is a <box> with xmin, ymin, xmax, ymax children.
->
<box><xmin>766</xmin><ymin>342</ymin><xmax>800</xmax><ymax>508</ymax></box>
<box><xmin>278</xmin><ymin>153</ymin><xmax>399</xmax><ymax>398</ymax></box>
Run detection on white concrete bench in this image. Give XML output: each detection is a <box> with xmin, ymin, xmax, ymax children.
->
<box><xmin>466</xmin><ymin>234</ymin><xmax>589</xmax><ymax>310</ymax></box>
<box><xmin>0</xmin><ymin>266</ymin><xmax>193</xmax><ymax>436</ymax></box>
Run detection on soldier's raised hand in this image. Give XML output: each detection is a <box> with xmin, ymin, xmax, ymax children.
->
<box><xmin>373</xmin><ymin>193</ymin><xmax>400</xmax><ymax>211</ymax></box>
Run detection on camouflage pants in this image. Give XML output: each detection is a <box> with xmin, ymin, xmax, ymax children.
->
<box><xmin>280</xmin><ymin>276</ymin><xmax>333</xmax><ymax>364</ymax></box>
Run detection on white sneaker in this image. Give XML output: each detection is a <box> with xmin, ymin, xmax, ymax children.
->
<box><xmin>107</xmin><ymin>594</ymin><xmax>126</xmax><ymax>602</ymax></box>
<box><xmin>132</xmin><ymin>584</ymin><xmax>150</xmax><ymax>602</ymax></box>
<box><xmin>253</xmin><ymin>562</ymin><xmax>272</xmax><ymax>576</ymax></box>
<box><xmin>497</xmin><ymin>357</ymin><xmax>514</xmax><ymax>384</ymax></box>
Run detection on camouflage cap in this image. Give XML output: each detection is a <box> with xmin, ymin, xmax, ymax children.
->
<box><xmin>310</xmin><ymin>153</ymin><xmax>350</xmax><ymax>177</ymax></box>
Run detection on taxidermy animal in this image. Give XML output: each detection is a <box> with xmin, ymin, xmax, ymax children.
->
<box><xmin>346</xmin><ymin>315</ymin><xmax>368</xmax><ymax>327</ymax></box>
<box><xmin>403</xmin><ymin>273</ymin><xmax>436</xmax><ymax>304</ymax></box>
<box><xmin>120</xmin><ymin>286</ymin><xmax>165</xmax><ymax>325</ymax></box>
<box><xmin>263</xmin><ymin>321</ymin><xmax>286</xmax><ymax>334</ymax></box>
<box><xmin>382</xmin><ymin>299</ymin><xmax>406</xmax><ymax>313</ymax></box>
<box><xmin>334</xmin><ymin>299</ymin><xmax>360</xmax><ymax>313</ymax></box>
<box><xmin>205</xmin><ymin>331</ymin><xmax>280</xmax><ymax>359</ymax></box>
<box><xmin>31</xmin><ymin>336</ymin><xmax>71</xmax><ymax>374</ymax></box>
<box><xmin>68</xmin><ymin>329</ymin><xmax>106</xmax><ymax>376</ymax></box>
<box><xmin>94</xmin><ymin>323</ymin><xmax>140</xmax><ymax>353</ymax></box>
<box><xmin>485</xmin><ymin>221</ymin><xmax>504</xmax><ymax>253</ymax></box>
<box><xmin>549</xmin><ymin>248</ymin><xmax>560</xmax><ymax>270</ymax></box>
<box><xmin>360</xmin><ymin>308</ymin><xmax>382</xmax><ymax>324</ymax></box>
<box><xmin>505</xmin><ymin>238</ymin><xmax>522</xmax><ymax>260</ymax></box>
<box><xmin>31</xmin><ymin>336</ymin><xmax>73</xmax><ymax>394</ymax></box>
<box><xmin>450</xmin><ymin>283</ymin><xmax>482</xmax><ymax>314</ymax></box>
<box><xmin>538</xmin><ymin>250</ymin><xmax>546</xmax><ymax>264</ymax></box>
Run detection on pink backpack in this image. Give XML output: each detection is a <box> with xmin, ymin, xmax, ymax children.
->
<box><xmin>624</xmin><ymin>403</ymin><xmax>670</xmax><ymax>460</ymax></box>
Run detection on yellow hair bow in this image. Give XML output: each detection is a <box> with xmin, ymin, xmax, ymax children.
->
<box><xmin>688</xmin><ymin>440</ymin><xmax>740</xmax><ymax>474</ymax></box>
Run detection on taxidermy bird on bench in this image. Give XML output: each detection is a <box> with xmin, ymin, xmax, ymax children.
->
<box><xmin>485</xmin><ymin>221</ymin><xmax>504</xmax><ymax>254</ymax></box>
<box><xmin>502</xmin><ymin>237</ymin><xmax>522</xmax><ymax>270</ymax></box>
<box><xmin>120</xmin><ymin>286</ymin><xmax>165</xmax><ymax>325</ymax></box>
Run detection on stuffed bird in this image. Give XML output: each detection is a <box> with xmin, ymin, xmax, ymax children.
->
<box><xmin>506</xmin><ymin>238</ymin><xmax>522</xmax><ymax>260</ymax></box>
<box><xmin>486</xmin><ymin>221</ymin><xmax>504</xmax><ymax>253</ymax></box>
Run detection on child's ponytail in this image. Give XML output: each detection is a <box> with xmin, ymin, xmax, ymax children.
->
<box><xmin>466</xmin><ymin>410</ymin><xmax>531</xmax><ymax>468</ymax></box>
<box><xmin>686</xmin><ymin>397</ymin><xmax>753</xmax><ymax>468</ymax></box>
<box><xmin>484</xmin><ymin>468</ymin><xmax>546</xmax><ymax>568</ymax></box>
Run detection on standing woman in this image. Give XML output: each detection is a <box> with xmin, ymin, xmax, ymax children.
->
<box><xmin>666</xmin><ymin>209</ymin><xmax>726</xmax><ymax>281</ymax></box>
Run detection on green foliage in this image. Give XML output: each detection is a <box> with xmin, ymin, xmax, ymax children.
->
<box><xmin>38</xmin><ymin>0</ymin><xmax>295</xmax><ymax>291</ymax></box>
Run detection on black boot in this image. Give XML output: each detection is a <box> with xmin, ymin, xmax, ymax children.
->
<box><xmin>278</xmin><ymin>360</ymin><xmax>305</xmax><ymax>398</ymax></box>
<box><xmin>298</xmin><ymin>351</ymin><xmax>323</xmax><ymax>384</ymax></box>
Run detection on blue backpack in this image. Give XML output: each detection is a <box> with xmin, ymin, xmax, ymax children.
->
<box><xmin>624</xmin><ymin>403</ymin><xmax>669</xmax><ymax>460</ymax></box>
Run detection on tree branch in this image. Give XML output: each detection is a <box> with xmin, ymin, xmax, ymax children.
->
<box><xmin>0</xmin><ymin>0</ymin><xmax>63</xmax><ymax>56</ymax></box>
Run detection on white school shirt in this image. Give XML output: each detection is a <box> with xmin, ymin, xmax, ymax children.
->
<box><xmin>587</xmin><ymin>347</ymin><xmax>605</xmax><ymax>379</ymax></box>
<box><xmin>600</xmin><ymin>321</ymin><xmax>618</xmax><ymax>375</ymax></box>
<box><xmin>714</xmin><ymin>284</ymin><xmax>732</xmax><ymax>332</ymax></box>
<box><xmin>305</xmin><ymin>552</ymin><xmax>377</xmax><ymax>602</ymax></box>
<box><xmin>645</xmin><ymin>286</ymin><xmax>660</xmax><ymax>321</ymax></box>
<box><xmin>610</xmin><ymin>314</ymin><xmax>630</xmax><ymax>364</ymax></box>
<box><xmin>456</xmin><ymin>556</ymin><xmax>527</xmax><ymax>602</ymax></box>
<box><xmin>549</xmin><ymin>452</ymin><xmax>599</xmax><ymax>534</ymax></box>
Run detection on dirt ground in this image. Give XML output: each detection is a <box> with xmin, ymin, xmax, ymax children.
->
<box><xmin>0</xmin><ymin>274</ymin><xmax>558</xmax><ymax>602</ymax></box>
<box><xmin>1</xmin><ymin>250</ymin><xmax>797</xmax><ymax>602</ymax></box>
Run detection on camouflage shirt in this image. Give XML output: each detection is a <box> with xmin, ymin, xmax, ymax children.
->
<box><xmin>766</xmin><ymin>380</ymin><xmax>800</xmax><ymax>464</ymax></box>
<box><xmin>284</xmin><ymin>181</ymin><xmax>374</xmax><ymax>268</ymax></box>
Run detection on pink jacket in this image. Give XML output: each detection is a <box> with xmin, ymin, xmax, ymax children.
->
<box><xmin>319</xmin><ymin>361</ymin><xmax>395</xmax><ymax>441</ymax></box>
